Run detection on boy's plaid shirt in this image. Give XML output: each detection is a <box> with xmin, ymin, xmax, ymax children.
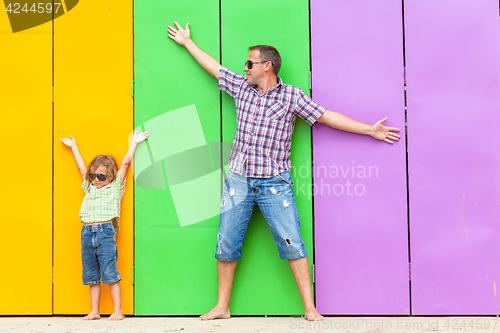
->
<box><xmin>80</xmin><ymin>171</ymin><xmax>125</xmax><ymax>225</ymax></box>
<box><xmin>219</xmin><ymin>67</ymin><xmax>326</xmax><ymax>178</ymax></box>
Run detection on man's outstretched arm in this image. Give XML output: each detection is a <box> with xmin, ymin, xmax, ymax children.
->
<box><xmin>317</xmin><ymin>110</ymin><xmax>401</xmax><ymax>144</ymax></box>
<box><xmin>168</xmin><ymin>21</ymin><xmax>222</xmax><ymax>78</ymax></box>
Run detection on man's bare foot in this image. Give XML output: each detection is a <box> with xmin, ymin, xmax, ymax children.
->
<box><xmin>304</xmin><ymin>308</ymin><xmax>324</xmax><ymax>321</ymax></box>
<box><xmin>199</xmin><ymin>306</ymin><xmax>230</xmax><ymax>320</ymax></box>
<box><xmin>108</xmin><ymin>311</ymin><xmax>124</xmax><ymax>321</ymax></box>
<box><xmin>83</xmin><ymin>312</ymin><xmax>100</xmax><ymax>320</ymax></box>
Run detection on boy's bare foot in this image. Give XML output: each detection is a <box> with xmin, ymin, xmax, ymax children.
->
<box><xmin>108</xmin><ymin>311</ymin><xmax>124</xmax><ymax>321</ymax></box>
<box><xmin>83</xmin><ymin>312</ymin><xmax>100</xmax><ymax>320</ymax></box>
<box><xmin>304</xmin><ymin>308</ymin><xmax>324</xmax><ymax>321</ymax></box>
<box><xmin>199</xmin><ymin>306</ymin><xmax>230</xmax><ymax>320</ymax></box>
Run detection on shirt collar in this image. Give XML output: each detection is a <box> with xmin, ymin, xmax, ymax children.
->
<box><xmin>249</xmin><ymin>76</ymin><xmax>283</xmax><ymax>95</ymax></box>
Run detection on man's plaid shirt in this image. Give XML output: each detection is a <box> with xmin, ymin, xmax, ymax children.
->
<box><xmin>219</xmin><ymin>67</ymin><xmax>326</xmax><ymax>178</ymax></box>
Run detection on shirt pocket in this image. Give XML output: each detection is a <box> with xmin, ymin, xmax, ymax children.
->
<box><xmin>265</xmin><ymin>102</ymin><xmax>288</xmax><ymax>123</ymax></box>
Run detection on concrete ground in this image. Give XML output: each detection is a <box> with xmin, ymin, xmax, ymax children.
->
<box><xmin>1</xmin><ymin>316</ymin><xmax>499</xmax><ymax>333</ymax></box>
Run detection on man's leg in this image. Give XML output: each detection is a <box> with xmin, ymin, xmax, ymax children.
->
<box><xmin>199</xmin><ymin>260</ymin><xmax>237</xmax><ymax>320</ymax></box>
<box><xmin>201</xmin><ymin>170</ymin><xmax>254</xmax><ymax>320</ymax></box>
<box><xmin>256</xmin><ymin>171</ymin><xmax>323</xmax><ymax>321</ymax></box>
<box><xmin>289</xmin><ymin>257</ymin><xmax>324</xmax><ymax>321</ymax></box>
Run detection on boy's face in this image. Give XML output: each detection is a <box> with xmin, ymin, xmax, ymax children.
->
<box><xmin>90</xmin><ymin>165</ymin><xmax>111</xmax><ymax>188</ymax></box>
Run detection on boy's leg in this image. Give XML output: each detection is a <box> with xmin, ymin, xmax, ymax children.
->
<box><xmin>108</xmin><ymin>281</ymin><xmax>123</xmax><ymax>321</ymax></box>
<box><xmin>96</xmin><ymin>223</ymin><xmax>122</xmax><ymax>320</ymax></box>
<box><xmin>81</xmin><ymin>225</ymin><xmax>101</xmax><ymax>320</ymax></box>
<box><xmin>83</xmin><ymin>284</ymin><xmax>101</xmax><ymax>320</ymax></box>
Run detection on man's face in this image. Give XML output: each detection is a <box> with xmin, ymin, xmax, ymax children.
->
<box><xmin>244</xmin><ymin>49</ymin><xmax>267</xmax><ymax>86</ymax></box>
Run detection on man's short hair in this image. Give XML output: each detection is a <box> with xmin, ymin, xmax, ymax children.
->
<box><xmin>249</xmin><ymin>45</ymin><xmax>282</xmax><ymax>76</ymax></box>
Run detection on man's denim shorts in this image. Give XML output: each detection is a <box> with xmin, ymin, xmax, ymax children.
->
<box><xmin>81</xmin><ymin>222</ymin><xmax>121</xmax><ymax>285</ymax></box>
<box><xmin>216</xmin><ymin>169</ymin><xmax>308</xmax><ymax>261</ymax></box>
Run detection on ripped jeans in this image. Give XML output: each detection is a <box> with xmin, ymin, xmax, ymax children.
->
<box><xmin>215</xmin><ymin>169</ymin><xmax>307</xmax><ymax>261</ymax></box>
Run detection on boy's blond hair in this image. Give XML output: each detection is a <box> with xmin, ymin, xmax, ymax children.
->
<box><xmin>85</xmin><ymin>154</ymin><xmax>119</xmax><ymax>183</ymax></box>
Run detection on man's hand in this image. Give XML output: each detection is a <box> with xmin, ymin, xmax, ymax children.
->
<box><xmin>168</xmin><ymin>21</ymin><xmax>191</xmax><ymax>46</ymax></box>
<box><xmin>370</xmin><ymin>116</ymin><xmax>401</xmax><ymax>144</ymax></box>
<box><xmin>166</xmin><ymin>21</ymin><xmax>222</xmax><ymax>78</ymax></box>
<box><xmin>61</xmin><ymin>135</ymin><xmax>77</xmax><ymax>148</ymax></box>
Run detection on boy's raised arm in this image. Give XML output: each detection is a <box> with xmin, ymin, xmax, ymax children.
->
<box><xmin>167</xmin><ymin>21</ymin><xmax>222</xmax><ymax>78</ymax></box>
<box><xmin>119</xmin><ymin>131</ymin><xmax>149</xmax><ymax>180</ymax></box>
<box><xmin>61</xmin><ymin>136</ymin><xmax>87</xmax><ymax>179</ymax></box>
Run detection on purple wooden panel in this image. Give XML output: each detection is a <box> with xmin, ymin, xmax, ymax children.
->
<box><xmin>311</xmin><ymin>0</ymin><xmax>409</xmax><ymax>314</ymax></box>
<box><xmin>406</xmin><ymin>0</ymin><xmax>500</xmax><ymax>315</ymax></box>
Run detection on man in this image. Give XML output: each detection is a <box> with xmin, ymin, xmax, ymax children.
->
<box><xmin>167</xmin><ymin>21</ymin><xmax>400</xmax><ymax>321</ymax></box>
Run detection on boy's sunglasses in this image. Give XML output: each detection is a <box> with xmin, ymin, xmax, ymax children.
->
<box><xmin>89</xmin><ymin>173</ymin><xmax>108</xmax><ymax>181</ymax></box>
<box><xmin>245</xmin><ymin>60</ymin><xmax>271</xmax><ymax>69</ymax></box>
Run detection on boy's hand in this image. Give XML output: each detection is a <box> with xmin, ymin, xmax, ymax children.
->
<box><xmin>167</xmin><ymin>21</ymin><xmax>191</xmax><ymax>46</ymax></box>
<box><xmin>132</xmin><ymin>131</ymin><xmax>149</xmax><ymax>144</ymax></box>
<box><xmin>61</xmin><ymin>135</ymin><xmax>77</xmax><ymax>148</ymax></box>
<box><xmin>61</xmin><ymin>135</ymin><xmax>86</xmax><ymax>178</ymax></box>
<box><xmin>119</xmin><ymin>131</ymin><xmax>150</xmax><ymax>179</ymax></box>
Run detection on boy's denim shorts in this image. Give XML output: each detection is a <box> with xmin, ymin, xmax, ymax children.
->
<box><xmin>216</xmin><ymin>169</ymin><xmax>308</xmax><ymax>261</ymax></box>
<box><xmin>81</xmin><ymin>222</ymin><xmax>121</xmax><ymax>285</ymax></box>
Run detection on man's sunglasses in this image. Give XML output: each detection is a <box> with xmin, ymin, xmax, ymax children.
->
<box><xmin>89</xmin><ymin>173</ymin><xmax>109</xmax><ymax>181</ymax></box>
<box><xmin>245</xmin><ymin>60</ymin><xmax>272</xmax><ymax>69</ymax></box>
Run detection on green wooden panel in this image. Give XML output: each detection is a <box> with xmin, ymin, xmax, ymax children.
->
<box><xmin>221</xmin><ymin>0</ymin><xmax>313</xmax><ymax>315</ymax></box>
<box><xmin>134</xmin><ymin>0</ymin><xmax>221</xmax><ymax>315</ymax></box>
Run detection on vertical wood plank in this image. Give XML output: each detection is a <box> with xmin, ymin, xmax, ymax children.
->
<box><xmin>311</xmin><ymin>0</ymin><xmax>409</xmax><ymax>314</ymax></box>
<box><xmin>53</xmin><ymin>0</ymin><xmax>134</xmax><ymax>315</ymax></box>
<box><xmin>406</xmin><ymin>0</ymin><xmax>500</xmax><ymax>314</ymax></box>
<box><xmin>0</xmin><ymin>10</ymin><xmax>52</xmax><ymax>315</ymax></box>
<box><xmin>221</xmin><ymin>0</ymin><xmax>313</xmax><ymax>315</ymax></box>
<box><xmin>134</xmin><ymin>0</ymin><xmax>221</xmax><ymax>315</ymax></box>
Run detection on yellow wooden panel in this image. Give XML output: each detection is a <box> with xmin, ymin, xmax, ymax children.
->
<box><xmin>53</xmin><ymin>0</ymin><xmax>133</xmax><ymax>315</ymax></box>
<box><xmin>0</xmin><ymin>14</ymin><xmax>52</xmax><ymax>314</ymax></box>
